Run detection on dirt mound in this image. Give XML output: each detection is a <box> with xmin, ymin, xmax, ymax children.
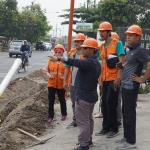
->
<box><xmin>0</xmin><ymin>70</ymin><xmax>58</xmax><ymax>150</ymax></box>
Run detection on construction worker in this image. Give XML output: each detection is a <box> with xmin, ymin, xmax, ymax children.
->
<box><xmin>42</xmin><ymin>44</ymin><xmax>67</xmax><ymax>123</ymax></box>
<box><xmin>50</xmin><ymin>38</ymin><xmax>101</xmax><ymax>150</ymax></box>
<box><xmin>95</xmin><ymin>32</ymin><xmax>123</xmax><ymax>127</ymax></box>
<box><xmin>95</xmin><ymin>21</ymin><xmax>125</xmax><ymax>138</ymax></box>
<box><xmin>111</xmin><ymin>32</ymin><xmax>123</xmax><ymax>128</ymax></box>
<box><xmin>116</xmin><ymin>25</ymin><xmax>150</xmax><ymax>149</ymax></box>
<box><xmin>64</xmin><ymin>33</ymin><xmax>86</xmax><ymax>129</ymax></box>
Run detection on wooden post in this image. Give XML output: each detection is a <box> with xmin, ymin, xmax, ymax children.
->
<box><xmin>67</xmin><ymin>0</ymin><xmax>75</xmax><ymax>53</ymax></box>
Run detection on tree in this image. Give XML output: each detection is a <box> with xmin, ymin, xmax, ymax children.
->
<box><xmin>97</xmin><ymin>0</ymin><xmax>150</xmax><ymax>30</ymax></box>
<box><xmin>59</xmin><ymin>0</ymin><xmax>100</xmax><ymax>37</ymax></box>
<box><xmin>0</xmin><ymin>0</ymin><xmax>19</xmax><ymax>40</ymax></box>
<box><xmin>18</xmin><ymin>2</ymin><xmax>52</xmax><ymax>43</ymax></box>
<box><xmin>98</xmin><ymin>0</ymin><xmax>141</xmax><ymax>31</ymax></box>
<box><xmin>0</xmin><ymin>0</ymin><xmax>52</xmax><ymax>44</ymax></box>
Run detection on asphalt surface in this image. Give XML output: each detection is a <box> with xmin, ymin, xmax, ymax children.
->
<box><xmin>0</xmin><ymin>50</ymin><xmax>54</xmax><ymax>83</ymax></box>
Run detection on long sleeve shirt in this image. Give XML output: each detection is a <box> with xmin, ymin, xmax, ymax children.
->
<box><xmin>20</xmin><ymin>45</ymin><xmax>30</xmax><ymax>53</ymax></box>
<box><xmin>64</xmin><ymin>56</ymin><xmax>101</xmax><ymax>103</ymax></box>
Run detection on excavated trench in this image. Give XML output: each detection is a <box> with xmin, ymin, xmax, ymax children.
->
<box><xmin>0</xmin><ymin>70</ymin><xmax>59</xmax><ymax>150</ymax></box>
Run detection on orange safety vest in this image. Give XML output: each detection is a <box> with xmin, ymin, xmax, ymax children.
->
<box><xmin>48</xmin><ymin>60</ymin><xmax>65</xmax><ymax>89</ymax></box>
<box><xmin>100</xmin><ymin>39</ymin><xmax>118</xmax><ymax>81</ymax></box>
<box><xmin>67</xmin><ymin>48</ymin><xmax>84</xmax><ymax>84</ymax></box>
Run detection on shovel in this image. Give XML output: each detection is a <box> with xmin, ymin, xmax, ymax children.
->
<box><xmin>17</xmin><ymin>128</ymin><xmax>56</xmax><ymax>147</ymax></box>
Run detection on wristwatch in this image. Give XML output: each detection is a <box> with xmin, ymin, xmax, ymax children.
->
<box><xmin>57</xmin><ymin>56</ymin><xmax>61</xmax><ymax>61</ymax></box>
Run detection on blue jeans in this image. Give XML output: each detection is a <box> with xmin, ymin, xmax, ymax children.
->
<box><xmin>22</xmin><ymin>53</ymin><xmax>29</xmax><ymax>62</ymax></box>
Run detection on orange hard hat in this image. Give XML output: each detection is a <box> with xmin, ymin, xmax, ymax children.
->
<box><xmin>111</xmin><ymin>32</ymin><xmax>120</xmax><ymax>41</ymax></box>
<box><xmin>54</xmin><ymin>44</ymin><xmax>65</xmax><ymax>52</ymax></box>
<box><xmin>74</xmin><ymin>33</ymin><xmax>86</xmax><ymax>41</ymax></box>
<box><xmin>125</xmin><ymin>25</ymin><xmax>142</xmax><ymax>37</ymax></box>
<box><xmin>81</xmin><ymin>38</ymin><xmax>98</xmax><ymax>49</ymax></box>
<box><xmin>98</xmin><ymin>21</ymin><xmax>112</xmax><ymax>31</ymax></box>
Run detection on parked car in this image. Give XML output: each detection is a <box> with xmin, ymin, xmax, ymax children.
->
<box><xmin>9</xmin><ymin>40</ymin><xmax>32</xmax><ymax>57</ymax></box>
<box><xmin>35</xmin><ymin>42</ymin><xmax>47</xmax><ymax>51</ymax></box>
<box><xmin>44</xmin><ymin>42</ymin><xmax>52</xmax><ymax>51</ymax></box>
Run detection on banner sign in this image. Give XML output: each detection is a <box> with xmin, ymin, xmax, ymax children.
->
<box><xmin>76</xmin><ymin>22</ymin><xmax>93</xmax><ymax>32</ymax></box>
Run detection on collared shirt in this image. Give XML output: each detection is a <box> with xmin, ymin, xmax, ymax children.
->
<box><xmin>122</xmin><ymin>42</ymin><xmax>150</xmax><ymax>89</ymax></box>
<box><xmin>64</xmin><ymin>56</ymin><xmax>101</xmax><ymax>103</ymax></box>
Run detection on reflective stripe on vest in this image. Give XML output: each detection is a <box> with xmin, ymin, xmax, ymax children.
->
<box><xmin>50</xmin><ymin>72</ymin><xmax>64</xmax><ymax>76</ymax></box>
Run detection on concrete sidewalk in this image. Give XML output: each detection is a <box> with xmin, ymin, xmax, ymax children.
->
<box><xmin>26</xmin><ymin>94</ymin><xmax>150</xmax><ymax>150</ymax></box>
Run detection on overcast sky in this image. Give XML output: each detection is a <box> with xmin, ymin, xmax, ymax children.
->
<box><xmin>17</xmin><ymin>0</ymin><xmax>87</xmax><ymax>37</ymax></box>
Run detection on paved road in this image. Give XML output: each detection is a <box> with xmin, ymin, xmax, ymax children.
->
<box><xmin>0</xmin><ymin>50</ymin><xmax>54</xmax><ymax>83</ymax></box>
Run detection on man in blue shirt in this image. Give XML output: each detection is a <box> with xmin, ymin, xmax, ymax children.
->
<box><xmin>116</xmin><ymin>25</ymin><xmax>150</xmax><ymax>149</ymax></box>
<box><xmin>20</xmin><ymin>40</ymin><xmax>30</xmax><ymax>64</ymax></box>
<box><xmin>50</xmin><ymin>38</ymin><xmax>101</xmax><ymax>150</ymax></box>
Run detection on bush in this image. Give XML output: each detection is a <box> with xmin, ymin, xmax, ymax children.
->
<box><xmin>139</xmin><ymin>83</ymin><xmax>150</xmax><ymax>94</ymax></box>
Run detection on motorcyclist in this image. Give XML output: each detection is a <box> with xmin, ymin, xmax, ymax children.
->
<box><xmin>20</xmin><ymin>40</ymin><xmax>30</xmax><ymax>65</ymax></box>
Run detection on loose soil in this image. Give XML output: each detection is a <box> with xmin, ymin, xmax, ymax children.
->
<box><xmin>0</xmin><ymin>69</ymin><xmax>146</xmax><ymax>150</ymax></box>
<box><xmin>0</xmin><ymin>70</ymin><xmax>59</xmax><ymax>150</ymax></box>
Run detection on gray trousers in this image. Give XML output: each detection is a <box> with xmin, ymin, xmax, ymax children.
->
<box><xmin>75</xmin><ymin>100</ymin><xmax>95</xmax><ymax>146</ymax></box>
<box><xmin>117</xmin><ymin>87</ymin><xmax>122</xmax><ymax>122</ymax></box>
<box><xmin>69</xmin><ymin>85</ymin><xmax>76</xmax><ymax>121</ymax></box>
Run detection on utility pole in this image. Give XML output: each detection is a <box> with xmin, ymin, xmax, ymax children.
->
<box><xmin>67</xmin><ymin>0</ymin><xmax>75</xmax><ymax>53</ymax></box>
<box><xmin>86</xmin><ymin>0</ymin><xmax>89</xmax><ymax>22</ymax></box>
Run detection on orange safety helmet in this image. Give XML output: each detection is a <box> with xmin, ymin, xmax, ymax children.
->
<box><xmin>98</xmin><ymin>21</ymin><xmax>113</xmax><ymax>31</ymax></box>
<box><xmin>125</xmin><ymin>25</ymin><xmax>142</xmax><ymax>37</ymax></box>
<box><xmin>111</xmin><ymin>32</ymin><xmax>120</xmax><ymax>41</ymax></box>
<box><xmin>81</xmin><ymin>38</ymin><xmax>98</xmax><ymax>49</ymax></box>
<box><xmin>54</xmin><ymin>44</ymin><xmax>65</xmax><ymax>52</ymax></box>
<box><xmin>74</xmin><ymin>33</ymin><xmax>86</xmax><ymax>41</ymax></box>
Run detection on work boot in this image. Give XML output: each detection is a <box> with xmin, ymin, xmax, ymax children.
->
<box><xmin>66</xmin><ymin>120</ymin><xmax>77</xmax><ymax>129</ymax></box>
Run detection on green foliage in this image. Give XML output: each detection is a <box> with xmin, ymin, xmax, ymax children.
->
<box><xmin>0</xmin><ymin>0</ymin><xmax>52</xmax><ymax>44</ymax></box>
<box><xmin>59</xmin><ymin>0</ymin><xmax>100</xmax><ymax>38</ymax></box>
<box><xmin>60</xmin><ymin>0</ymin><xmax>150</xmax><ymax>35</ymax></box>
<box><xmin>0</xmin><ymin>0</ymin><xmax>19</xmax><ymax>39</ymax></box>
<box><xmin>139</xmin><ymin>83</ymin><xmax>150</xmax><ymax>94</ymax></box>
<box><xmin>19</xmin><ymin>3</ymin><xmax>52</xmax><ymax>43</ymax></box>
<box><xmin>98</xmin><ymin>0</ymin><xmax>141</xmax><ymax>31</ymax></box>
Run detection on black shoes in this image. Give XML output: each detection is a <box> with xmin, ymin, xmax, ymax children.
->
<box><xmin>107</xmin><ymin>130</ymin><xmax>119</xmax><ymax>138</ymax></box>
<box><xmin>95</xmin><ymin>130</ymin><xmax>109</xmax><ymax>136</ymax></box>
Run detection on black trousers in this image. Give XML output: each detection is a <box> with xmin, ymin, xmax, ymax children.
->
<box><xmin>48</xmin><ymin>87</ymin><xmax>67</xmax><ymax>118</ymax></box>
<box><xmin>122</xmin><ymin>87</ymin><xmax>139</xmax><ymax>144</ymax></box>
<box><xmin>102</xmin><ymin>81</ymin><xmax>119</xmax><ymax>132</ymax></box>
